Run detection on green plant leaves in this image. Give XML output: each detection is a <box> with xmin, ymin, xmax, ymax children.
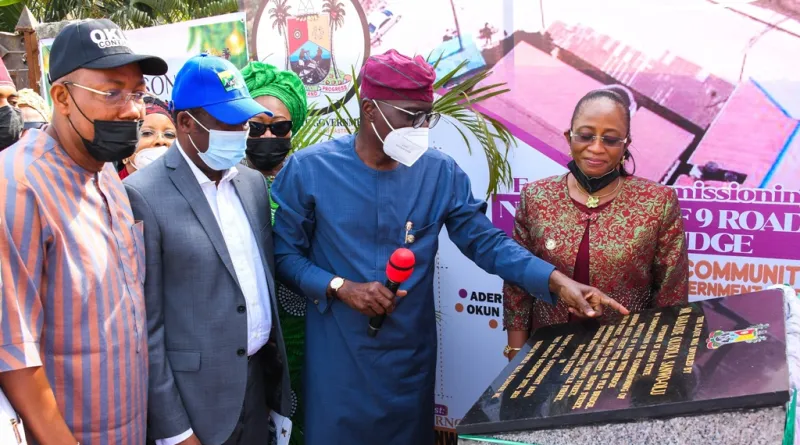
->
<box><xmin>0</xmin><ymin>0</ymin><xmax>239</xmax><ymax>32</ymax></box>
<box><xmin>319</xmin><ymin>61</ymin><xmax>514</xmax><ymax>198</ymax></box>
<box><xmin>292</xmin><ymin>107</ymin><xmax>334</xmax><ymax>152</ymax></box>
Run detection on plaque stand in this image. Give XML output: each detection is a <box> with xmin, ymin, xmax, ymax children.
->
<box><xmin>459</xmin><ymin>406</ymin><xmax>789</xmax><ymax>444</ymax></box>
<box><xmin>456</xmin><ymin>286</ymin><xmax>799</xmax><ymax>445</ymax></box>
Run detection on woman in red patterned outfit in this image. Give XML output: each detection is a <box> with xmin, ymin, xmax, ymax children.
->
<box><xmin>503</xmin><ymin>89</ymin><xmax>689</xmax><ymax>360</ymax></box>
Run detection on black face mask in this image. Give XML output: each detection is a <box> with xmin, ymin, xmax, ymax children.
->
<box><xmin>0</xmin><ymin>105</ymin><xmax>24</xmax><ymax>151</ymax></box>
<box><xmin>246</xmin><ymin>137</ymin><xmax>292</xmax><ymax>172</ymax></box>
<box><xmin>567</xmin><ymin>160</ymin><xmax>620</xmax><ymax>194</ymax></box>
<box><xmin>65</xmin><ymin>88</ymin><xmax>140</xmax><ymax>163</ymax></box>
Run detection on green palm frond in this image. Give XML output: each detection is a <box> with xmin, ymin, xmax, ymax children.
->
<box><xmin>351</xmin><ymin>65</ymin><xmax>360</xmax><ymax>102</ymax></box>
<box><xmin>131</xmin><ymin>0</ymin><xmax>189</xmax><ymax>23</ymax></box>
<box><xmin>0</xmin><ymin>1</ymin><xmax>24</xmax><ymax>31</ymax></box>
<box><xmin>325</xmin><ymin>95</ymin><xmax>357</xmax><ymax>135</ymax></box>
<box><xmin>109</xmin><ymin>6</ymin><xmax>157</xmax><ymax>28</ymax></box>
<box><xmin>324</xmin><ymin>62</ymin><xmax>514</xmax><ymax>198</ymax></box>
<box><xmin>321</xmin><ymin>65</ymin><xmax>361</xmax><ymax>135</ymax></box>
<box><xmin>431</xmin><ymin>60</ymin><xmax>514</xmax><ymax>197</ymax></box>
<box><xmin>292</xmin><ymin>107</ymin><xmax>334</xmax><ymax>151</ymax></box>
<box><xmin>194</xmin><ymin>0</ymin><xmax>237</xmax><ymax>18</ymax></box>
<box><xmin>0</xmin><ymin>0</ymin><xmax>238</xmax><ymax>32</ymax></box>
<box><xmin>39</xmin><ymin>0</ymin><xmax>89</xmax><ymax>22</ymax></box>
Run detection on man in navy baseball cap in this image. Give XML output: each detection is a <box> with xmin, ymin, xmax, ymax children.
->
<box><xmin>0</xmin><ymin>18</ymin><xmax>166</xmax><ymax>445</ymax></box>
<box><xmin>46</xmin><ymin>18</ymin><xmax>168</xmax><ymax>165</ymax></box>
<box><xmin>124</xmin><ymin>53</ymin><xmax>288</xmax><ymax>445</ymax></box>
<box><xmin>48</xmin><ymin>18</ymin><xmax>167</xmax><ymax>83</ymax></box>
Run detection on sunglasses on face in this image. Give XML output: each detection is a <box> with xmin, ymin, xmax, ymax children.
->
<box><xmin>248</xmin><ymin>120</ymin><xmax>293</xmax><ymax>138</ymax></box>
<box><xmin>376</xmin><ymin>100</ymin><xmax>441</xmax><ymax>129</ymax></box>
<box><xmin>569</xmin><ymin>130</ymin><xmax>628</xmax><ymax>149</ymax></box>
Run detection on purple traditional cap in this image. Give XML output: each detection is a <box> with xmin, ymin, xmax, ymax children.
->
<box><xmin>359</xmin><ymin>49</ymin><xmax>436</xmax><ymax>102</ymax></box>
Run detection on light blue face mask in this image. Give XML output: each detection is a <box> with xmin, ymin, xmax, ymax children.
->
<box><xmin>187</xmin><ymin>112</ymin><xmax>248</xmax><ymax>171</ymax></box>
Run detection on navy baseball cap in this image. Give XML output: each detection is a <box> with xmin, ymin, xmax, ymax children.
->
<box><xmin>48</xmin><ymin>19</ymin><xmax>167</xmax><ymax>82</ymax></box>
<box><xmin>172</xmin><ymin>54</ymin><xmax>272</xmax><ymax>125</ymax></box>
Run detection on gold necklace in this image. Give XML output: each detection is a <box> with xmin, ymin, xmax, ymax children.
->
<box><xmin>575</xmin><ymin>177</ymin><xmax>623</xmax><ymax>208</ymax></box>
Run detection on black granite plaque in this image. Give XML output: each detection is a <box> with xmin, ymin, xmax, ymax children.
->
<box><xmin>457</xmin><ymin>289</ymin><xmax>790</xmax><ymax>435</ymax></box>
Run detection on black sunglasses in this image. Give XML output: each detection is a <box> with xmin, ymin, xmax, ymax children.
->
<box><xmin>249</xmin><ymin>120</ymin><xmax>293</xmax><ymax>138</ymax></box>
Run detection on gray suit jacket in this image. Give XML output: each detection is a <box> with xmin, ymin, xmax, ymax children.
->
<box><xmin>124</xmin><ymin>144</ymin><xmax>291</xmax><ymax>445</ymax></box>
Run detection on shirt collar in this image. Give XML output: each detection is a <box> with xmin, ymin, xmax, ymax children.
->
<box><xmin>176</xmin><ymin>139</ymin><xmax>238</xmax><ymax>186</ymax></box>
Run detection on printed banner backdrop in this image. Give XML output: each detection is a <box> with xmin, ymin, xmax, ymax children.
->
<box><xmin>38</xmin><ymin>12</ymin><xmax>249</xmax><ymax>106</ymax></box>
<box><xmin>242</xmin><ymin>0</ymin><xmax>800</xmax><ymax>442</ymax></box>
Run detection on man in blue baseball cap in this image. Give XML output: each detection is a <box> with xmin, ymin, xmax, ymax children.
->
<box><xmin>124</xmin><ymin>54</ymin><xmax>291</xmax><ymax>445</ymax></box>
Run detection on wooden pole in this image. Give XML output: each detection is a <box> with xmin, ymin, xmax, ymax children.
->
<box><xmin>15</xmin><ymin>7</ymin><xmax>41</xmax><ymax>95</ymax></box>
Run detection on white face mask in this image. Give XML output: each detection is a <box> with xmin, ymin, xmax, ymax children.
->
<box><xmin>187</xmin><ymin>112</ymin><xmax>248</xmax><ymax>171</ymax></box>
<box><xmin>371</xmin><ymin>100</ymin><xmax>430</xmax><ymax>167</ymax></box>
<box><xmin>132</xmin><ymin>146</ymin><xmax>168</xmax><ymax>170</ymax></box>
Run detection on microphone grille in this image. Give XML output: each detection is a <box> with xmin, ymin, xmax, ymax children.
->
<box><xmin>387</xmin><ymin>248</ymin><xmax>416</xmax><ymax>283</ymax></box>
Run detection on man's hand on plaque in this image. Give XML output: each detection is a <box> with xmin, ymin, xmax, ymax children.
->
<box><xmin>549</xmin><ymin>270</ymin><xmax>629</xmax><ymax>318</ymax></box>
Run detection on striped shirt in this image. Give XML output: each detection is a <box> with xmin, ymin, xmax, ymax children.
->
<box><xmin>0</xmin><ymin>129</ymin><xmax>147</xmax><ymax>445</ymax></box>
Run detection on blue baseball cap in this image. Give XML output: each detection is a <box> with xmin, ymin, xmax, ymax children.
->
<box><xmin>172</xmin><ymin>54</ymin><xmax>272</xmax><ymax>124</ymax></box>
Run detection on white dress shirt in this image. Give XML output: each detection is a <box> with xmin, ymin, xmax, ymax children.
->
<box><xmin>158</xmin><ymin>142</ymin><xmax>272</xmax><ymax>445</ymax></box>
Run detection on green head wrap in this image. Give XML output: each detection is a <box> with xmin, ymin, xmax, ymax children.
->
<box><xmin>241</xmin><ymin>61</ymin><xmax>308</xmax><ymax>134</ymax></box>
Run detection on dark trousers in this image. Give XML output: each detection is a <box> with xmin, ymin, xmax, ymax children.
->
<box><xmin>221</xmin><ymin>348</ymin><xmax>277</xmax><ymax>445</ymax></box>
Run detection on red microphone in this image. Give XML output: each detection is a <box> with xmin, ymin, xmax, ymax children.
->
<box><xmin>368</xmin><ymin>248</ymin><xmax>416</xmax><ymax>337</ymax></box>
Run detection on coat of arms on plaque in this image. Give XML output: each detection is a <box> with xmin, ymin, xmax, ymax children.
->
<box><xmin>706</xmin><ymin>323</ymin><xmax>769</xmax><ymax>349</ymax></box>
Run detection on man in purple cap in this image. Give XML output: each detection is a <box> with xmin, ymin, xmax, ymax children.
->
<box><xmin>125</xmin><ymin>54</ymin><xmax>291</xmax><ymax>445</ymax></box>
<box><xmin>0</xmin><ymin>18</ymin><xmax>167</xmax><ymax>445</ymax></box>
<box><xmin>272</xmin><ymin>49</ymin><xmax>628</xmax><ymax>444</ymax></box>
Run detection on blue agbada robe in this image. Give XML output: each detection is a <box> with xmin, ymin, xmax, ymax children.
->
<box><xmin>272</xmin><ymin>135</ymin><xmax>556</xmax><ymax>445</ymax></box>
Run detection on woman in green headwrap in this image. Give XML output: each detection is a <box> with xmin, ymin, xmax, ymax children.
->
<box><xmin>241</xmin><ymin>61</ymin><xmax>308</xmax><ymax>184</ymax></box>
<box><xmin>241</xmin><ymin>61</ymin><xmax>308</xmax><ymax>445</ymax></box>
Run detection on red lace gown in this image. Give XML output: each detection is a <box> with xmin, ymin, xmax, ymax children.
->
<box><xmin>503</xmin><ymin>174</ymin><xmax>689</xmax><ymax>332</ymax></box>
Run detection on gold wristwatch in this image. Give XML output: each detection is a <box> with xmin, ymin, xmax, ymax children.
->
<box><xmin>330</xmin><ymin>276</ymin><xmax>345</xmax><ymax>297</ymax></box>
<box><xmin>503</xmin><ymin>345</ymin><xmax>522</xmax><ymax>358</ymax></box>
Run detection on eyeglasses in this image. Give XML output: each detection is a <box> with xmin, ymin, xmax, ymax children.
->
<box><xmin>248</xmin><ymin>120</ymin><xmax>293</xmax><ymax>138</ymax></box>
<box><xmin>139</xmin><ymin>128</ymin><xmax>176</xmax><ymax>140</ymax></box>
<box><xmin>569</xmin><ymin>130</ymin><xmax>628</xmax><ymax>149</ymax></box>
<box><xmin>63</xmin><ymin>82</ymin><xmax>154</xmax><ymax>108</ymax></box>
<box><xmin>376</xmin><ymin>100</ymin><xmax>440</xmax><ymax>129</ymax></box>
